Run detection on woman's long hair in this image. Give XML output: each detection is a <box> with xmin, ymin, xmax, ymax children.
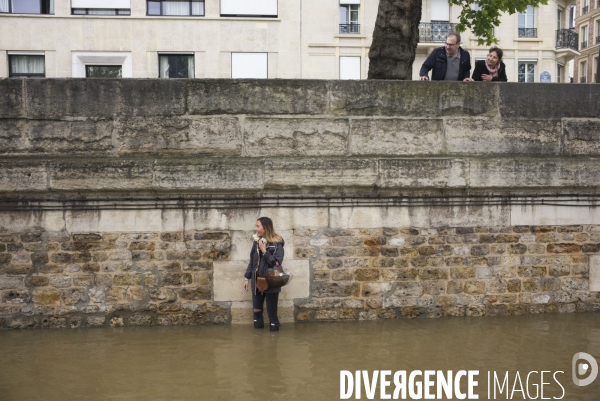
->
<box><xmin>258</xmin><ymin>217</ymin><xmax>282</xmax><ymax>243</ymax></box>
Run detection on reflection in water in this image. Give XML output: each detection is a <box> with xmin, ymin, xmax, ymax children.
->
<box><xmin>1</xmin><ymin>314</ymin><xmax>599</xmax><ymax>401</ymax></box>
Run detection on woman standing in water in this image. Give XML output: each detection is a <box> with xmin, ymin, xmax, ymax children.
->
<box><xmin>243</xmin><ymin>217</ymin><xmax>284</xmax><ymax>331</ymax></box>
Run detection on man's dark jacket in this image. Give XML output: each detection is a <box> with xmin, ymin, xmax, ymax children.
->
<box><xmin>419</xmin><ymin>47</ymin><xmax>471</xmax><ymax>81</ymax></box>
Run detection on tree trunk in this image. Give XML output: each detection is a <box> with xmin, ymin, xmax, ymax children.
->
<box><xmin>368</xmin><ymin>0</ymin><xmax>422</xmax><ymax>80</ymax></box>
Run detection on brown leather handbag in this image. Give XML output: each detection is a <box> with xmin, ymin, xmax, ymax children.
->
<box><xmin>256</xmin><ymin>277</ymin><xmax>269</xmax><ymax>292</ymax></box>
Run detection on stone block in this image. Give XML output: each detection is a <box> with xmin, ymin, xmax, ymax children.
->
<box><xmin>25</xmin><ymin>79</ymin><xmax>186</xmax><ymax>118</ymax></box>
<box><xmin>349</xmin><ymin>119</ymin><xmax>443</xmax><ymax>156</ymax></box>
<box><xmin>430</xmin><ymin>205</ymin><xmax>510</xmax><ymax>228</ymax></box>
<box><xmin>330</xmin><ymin>80</ymin><xmax>499</xmax><ymax>117</ymax></box>
<box><xmin>511</xmin><ymin>204</ymin><xmax>600</xmax><ymax>226</ymax></box>
<box><xmin>117</xmin><ymin>117</ymin><xmax>242</xmax><ymax>156</ymax></box>
<box><xmin>312</xmin><ymin>282</ymin><xmax>358</xmax><ymax>298</ymax></box>
<box><xmin>378</xmin><ymin>159</ymin><xmax>467</xmax><ymax>188</ymax></box>
<box><xmin>187</xmin><ymin>79</ymin><xmax>329</xmax><ymax>115</ymax></box>
<box><xmin>591</xmin><ymin>255</ymin><xmax>600</xmax><ymax>292</ymax></box>
<box><xmin>0</xmin><ymin>161</ymin><xmax>48</xmax><ymax>192</ymax></box>
<box><xmin>244</xmin><ymin>118</ymin><xmax>349</xmax><ymax>156</ymax></box>
<box><xmin>563</xmin><ymin>119</ymin><xmax>600</xmax><ymax>156</ymax></box>
<box><xmin>0</xmin><ymin>79</ymin><xmax>24</xmax><ymax>118</ymax></box>
<box><xmin>499</xmin><ymin>83</ymin><xmax>598</xmax><ymax>119</ymax></box>
<box><xmin>470</xmin><ymin>159</ymin><xmax>600</xmax><ymax>189</ymax></box>
<box><xmin>50</xmin><ymin>160</ymin><xmax>153</xmax><ymax>190</ymax></box>
<box><xmin>154</xmin><ymin>160</ymin><xmax>264</xmax><ymax>190</ymax></box>
<box><xmin>446</xmin><ymin>119</ymin><xmax>561</xmax><ymax>155</ymax></box>
<box><xmin>264</xmin><ymin>159</ymin><xmax>377</xmax><ymax>188</ymax></box>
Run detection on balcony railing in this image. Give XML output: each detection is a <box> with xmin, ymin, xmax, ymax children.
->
<box><xmin>518</xmin><ymin>28</ymin><xmax>537</xmax><ymax>38</ymax></box>
<box><xmin>581</xmin><ymin>41</ymin><xmax>588</xmax><ymax>49</ymax></box>
<box><xmin>418</xmin><ymin>22</ymin><xmax>457</xmax><ymax>42</ymax></box>
<box><xmin>597</xmin><ymin>0</ymin><xmax>600</xmax><ymax>9</ymax></box>
<box><xmin>597</xmin><ymin>35</ymin><xmax>600</xmax><ymax>45</ymax></box>
<box><xmin>339</xmin><ymin>24</ymin><xmax>360</xmax><ymax>34</ymax></box>
<box><xmin>556</xmin><ymin>29</ymin><xmax>579</xmax><ymax>51</ymax></box>
<box><xmin>581</xmin><ymin>76</ymin><xmax>587</xmax><ymax>83</ymax></box>
<box><xmin>582</xmin><ymin>5</ymin><xmax>589</xmax><ymax>15</ymax></box>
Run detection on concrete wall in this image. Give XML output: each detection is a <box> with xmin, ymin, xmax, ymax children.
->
<box><xmin>1</xmin><ymin>79</ymin><xmax>600</xmax><ymax>328</ymax></box>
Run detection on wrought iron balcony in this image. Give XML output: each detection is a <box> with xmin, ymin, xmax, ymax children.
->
<box><xmin>582</xmin><ymin>5</ymin><xmax>588</xmax><ymax>15</ymax></box>
<box><xmin>556</xmin><ymin>29</ymin><xmax>579</xmax><ymax>51</ymax></box>
<box><xmin>581</xmin><ymin>40</ymin><xmax>588</xmax><ymax>49</ymax></box>
<box><xmin>419</xmin><ymin>22</ymin><xmax>457</xmax><ymax>42</ymax></box>
<box><xmin>339</xmin><ymin>24</ymin><xmax>360</xmax><ymax>34</ymax></box>
<box><xmin>518</xmin><ymin>28</ymin><xmax>537</xmax><ymax>38</ymax></box>
<box><xmin>597</xmin><ymin>35</ymin><xmax>600</xmax><ymax>45</ymax></box>
<box><xmin>580</xmin><ymin>76</ymin><xmax>587</xmax><ymax>83</ymax></box>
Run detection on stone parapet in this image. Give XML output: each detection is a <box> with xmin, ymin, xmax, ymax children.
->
<box><xmin>1</xmin><ymin>79</ymin><xmax>599</xmax><ymax>195</ymax></box>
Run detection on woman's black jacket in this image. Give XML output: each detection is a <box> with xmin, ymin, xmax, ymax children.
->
<box><xmin>244</xmin><ymin>239</ymin><xmax>285</xmax><ymax>294</ymax></box>
<box><xmin>471</xmin><ymin>60</ymin><xmax>508</xmax><ymax>82</ymax></box>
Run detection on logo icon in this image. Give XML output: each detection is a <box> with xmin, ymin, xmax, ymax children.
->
<box><xmin>572</xmin><ymin>352</ymin><xmax>599</xmax><ymax>387</ymax></box>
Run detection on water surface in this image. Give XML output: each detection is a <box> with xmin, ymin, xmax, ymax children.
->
<box><xmin>1</xmin><ymin>314</ymin><xmax>599</xmax><ymax>400</ymax></box>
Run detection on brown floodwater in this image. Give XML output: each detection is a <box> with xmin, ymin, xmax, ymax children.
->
<box><xmin>1</xmin><ymin>314</ymin><xmax>599</xmax><ymax>401</ymax></box>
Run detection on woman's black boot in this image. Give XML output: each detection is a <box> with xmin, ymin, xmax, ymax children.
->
<box><xmin>253</xmin><ymin>313</ymin><xmax>264</xmax><ymax>329</ymax></box>
<box><xmin>270</xmin><ymin>322</ymin><xmax>280</xmax><ymax>332</ymax></box>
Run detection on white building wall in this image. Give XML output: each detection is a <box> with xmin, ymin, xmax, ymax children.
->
<box><xmin>0</xmin><ymin>0</ymin><xmax>577</xmax><ymax>81</ymax></box>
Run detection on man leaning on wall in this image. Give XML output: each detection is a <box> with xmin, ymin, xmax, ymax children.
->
<box><xmin>418</xmin><ymin>32</ymin><xmax>471</xmax><ymax>81</ymax></box>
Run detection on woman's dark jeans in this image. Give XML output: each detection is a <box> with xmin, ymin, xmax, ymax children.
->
<box><xmin>252</xmin><ymin>291</ymin><xmax>279</xmax><ymax>327</ymax></box>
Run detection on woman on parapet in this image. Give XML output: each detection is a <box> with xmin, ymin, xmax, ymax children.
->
<box><xmin>243</xmin><ymin>217</ymin><xmax>284</xmax><ymax>331</ymax></box>
<box><xmin>464</xmin><ymin>46</ymin><xmax>508</xmax><ymax>82</ymax></box>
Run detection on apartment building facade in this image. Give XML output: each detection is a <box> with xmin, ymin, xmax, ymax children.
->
<box><xmin>573</xmin><ymin>0</ymin><xmax>600</xmax><ymax>82</ymax></box>
<box><xmin>0</xmin><ymin>0</ymin><xmax>581</xmax><ymax>82</ymax></box>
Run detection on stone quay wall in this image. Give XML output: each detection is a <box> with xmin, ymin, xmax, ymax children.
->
<box><xmin>1</xmin><ymin>79</ymin><xmax>600</xmax><ymax>329</ymax></box>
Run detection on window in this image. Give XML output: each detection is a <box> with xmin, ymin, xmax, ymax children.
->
<box><xmin>518</xmin><ymin>62</ymin><xmax>535</xmax><ymax>82</ymax></box>
<box><xmin>220</xmin><ymin>0</ymin><xmax>277</xmax><ymax>17</ymax></box>
<box><xmin>597</xmin><ymin>20</ymin><xmax>600</xmax><ymax>44</ymax></box>
<box><xmin>231</xmin><ymin>53</ymin><xmax>268</xmax><ymax>79</ymax></box>
<box><xmin>340</xmin><ymin>57</ymin><xmax>360</xmax><ymax>80</ymax></box>
<box><xmin>557</xmin><ymin>8</ymin><xmax>562</xmax><ymax>30</ymax></box>
<box><xmin>581</xmin><ymin>25</ymin><xmax>588</xmax><ymax>49</ymax></box>
<box><xmin>72</xmin><ymin>52</ymin><xmax>132</xmax><ymax>77</ymax></box>
<box><xmin>159</xmin><ymin>54</ymin><xmax>194</xmax><ymax>78</ymax></box>
<box><xmin>518</xmin><ymin>5</ymin><xmax>536</xmax><ymax>37</ymax></box>
<box><xmin>339</xmin><ymin>4</ymin><xmax>359</xmax><ymax>33</ymax></box>
<box><xmin>557</xmin><ymin>64</ymin><xmax>564</xmax><ymax>83</ymax></box>
<box><xmin>8</xmin><ymin>54</ymin><xmax>45</xmax><ymax>77</ymax></box>
<box><xmin>72</xmin><ymin>0</ymin><xmax>130</xmax><ymax>14</ymax></box>
<box><xmin>582</xmin><ymin>0</ymin><xmax>589</xmax><ymax>15</ymax></box>
<box><xmin>580</xmin><ymin>61</ymin><xmax>587</xmax><ymax>83</ymax></box>
<box><xmin>569</xmin><ymin>5</ymin><xmax>575</xmax><ymax>29</ymax></box>
<box><xmin>1</xmin><ymin>0</ymin><xmax>54</xmax><ymax>14</ymax></box>
<box><xmin>85</xmin><ymin>65</ymin><xmax>123</xmax><ymax>78</ymax></box>
<box><xmin>431</xmin><ymin>0</ymin><xmax>449</xmax><ymax>21</ymax></box>
<box><xmin>147</xmin><ymin>1</ymin><xmax>204</xmax><ymax>16</ymax></box>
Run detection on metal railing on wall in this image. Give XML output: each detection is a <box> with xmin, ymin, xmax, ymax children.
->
<box><xmin>581</xmin><ymin>40</ymin><xmax>588</xmax><ymax>49</ymax></box>
<box><xmin>339</xmin><ymin>24</ymin><xmax>360</xmax><ymax>34</ymax></box>
<box><xmin>556</xmin><ymin>29</ymin><xmax>579</xmax><ymax>51</ymax></box>
<box><xmin>419</xmin><ymin>22</ymin><xmax>457</xmax><ymax>42</ymax></box>
<box><xmin>518</xmin><ymin>28</ymin><xmax>537</xmax><ymax>38</ymax></box>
